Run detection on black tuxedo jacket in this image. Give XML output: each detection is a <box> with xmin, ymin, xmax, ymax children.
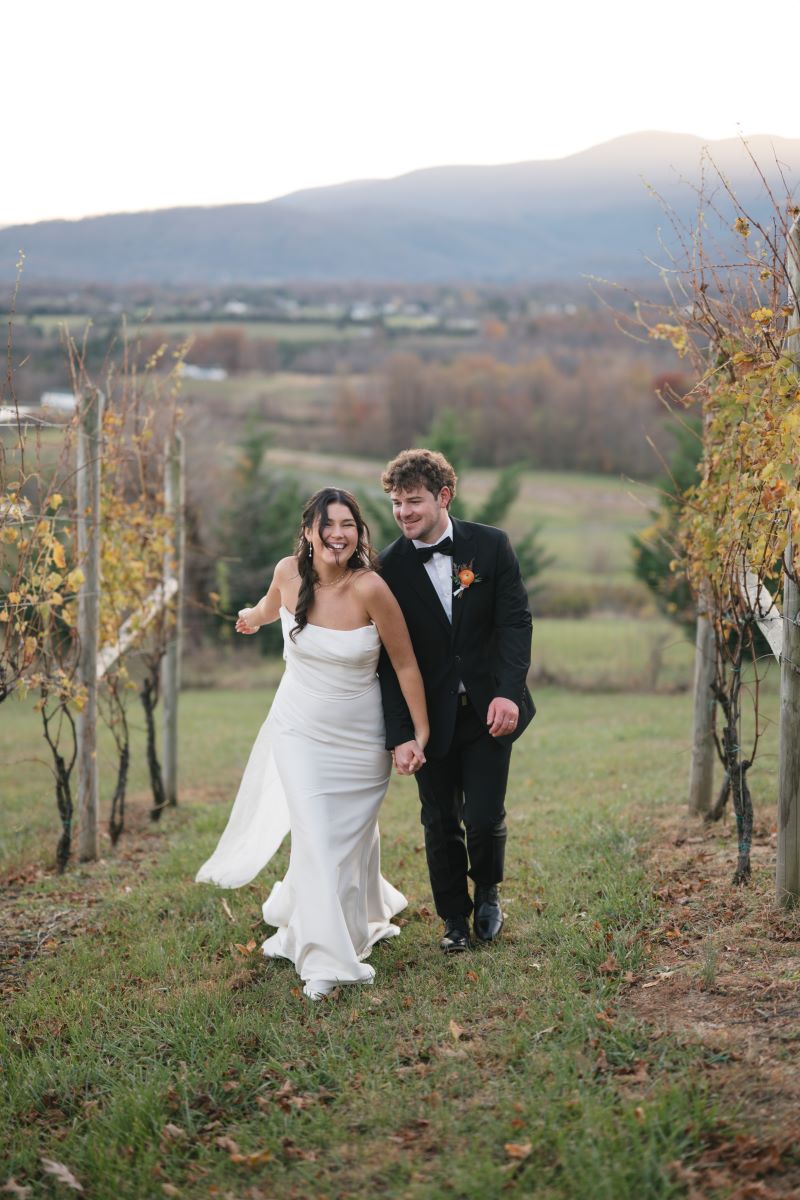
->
<box><xmin>377</xmin><ymin>518</ymin><xmax>534</xmax><ymax>758</ymax></box>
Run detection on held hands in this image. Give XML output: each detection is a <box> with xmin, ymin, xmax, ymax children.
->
<box><xmin>486</xmin><ymin>697</ymin><xmax>520</xmax><ymax>738</ymax></box>
<box><xmin>392</xmin><ymin>738</ymin><xmax>427</xmax><ymax>776</ymax></box>
<box><xmin>235</xmin><ymin>608</ymin><xmax>261</xmax><ymax>635</ymax></box>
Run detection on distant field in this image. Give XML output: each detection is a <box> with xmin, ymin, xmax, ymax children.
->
<box><xmin>5</xmin><ymin>313</ymin><xmax>363</xmax><ymax>342</ymax></box>
<box><xmin>182</xmin><ymin>370</ymin><xmax>342</xmax><ymax>407</ymax></box>
<box><xmin>153</xmin><ymin>319</ymin><xmax>373</xmax><ymax>343</ymax></box>
<box><xmin>6</xmin><ymin>313</ymin><xmax>96</xmax><ymax>334</ymax></box>
<box><xmin>11</xmin><ymin>311</ymin><xmax>477</xmax><ymax>344</ymax></box>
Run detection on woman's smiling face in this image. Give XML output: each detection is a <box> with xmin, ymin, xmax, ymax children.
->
<box><xmin>307</xmin><ymin>501</ymin><xmax>359</xmax><ymax>568</ymax></box>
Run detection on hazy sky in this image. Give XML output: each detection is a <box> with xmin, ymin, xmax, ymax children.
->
<box><xmin>6</xmin><ymin>0</ymin><xmax>797</xmax><ymax>227</ymax></box>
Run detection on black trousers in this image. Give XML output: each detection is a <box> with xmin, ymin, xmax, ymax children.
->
<box><xmin>415</xmin><ymin>694</ymin><xmax>511</xmax><ymax>919</ymax></box>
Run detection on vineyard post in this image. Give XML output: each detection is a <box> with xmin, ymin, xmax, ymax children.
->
<box><xmin>161</xmin><ymin>431</ymin><xmax>185</xmax><ymax>807</ymax></box>
<box><xmin>688</xmin><ymin>386</ymin><xmax>717</xmax><ymax>817</ymax></box>
<box><xmin>688</xmin><ymin>582</ymin><xmax>715</xmax><ymax>815</ymax></box>
<box><xmin>77</xmin><ymin>386</ymin><xmax>104</xmax><ymax>862</ymax></box>
<box><xmin>777</xmin><ymin>215</ymin><xmax>800</xmax><ymax>907</ymax></box>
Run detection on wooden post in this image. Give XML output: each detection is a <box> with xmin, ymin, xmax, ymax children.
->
<box><xmin>77</xmin><ymin>387</ymin><xmax>104</xmax><ymax>861</ymax></box>
<box><xmin>688</xmin><ymin>586</ymin><xmax>715</xmax><ymax>815</ymax></box>
<box><xmin>777</xmin><ymin>216</ymin><xmax>800</xmax><ymax>907</ymax></box>
<box><xmin>161</xmin><ymin>432</ymin><xmax>185</xmax><ymax>807</ymax></box>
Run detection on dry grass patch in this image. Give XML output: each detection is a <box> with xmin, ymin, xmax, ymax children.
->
<box><xmin>622</xmin><ymin>807</ymin><xmax>800</xmax><ymax>1198</ymax></box>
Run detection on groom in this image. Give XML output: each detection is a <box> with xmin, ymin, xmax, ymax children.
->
<box><xmin>377</xmin><ymin>449</ymin><xmax>534</xmax><ymax>953</ymax></box>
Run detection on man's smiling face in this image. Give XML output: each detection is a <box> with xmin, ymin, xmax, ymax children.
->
<box><xmin>390</xmin><ymin>482</ymin><xmax>451</xmax><ymax>544</ymax></box>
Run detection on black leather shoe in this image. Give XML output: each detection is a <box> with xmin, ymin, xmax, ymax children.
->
<box><xmin>474</xmin><ymin>885</ymin><xmax>503</xmax><ymax>943</ymax></box>
<box><xmin>439</xmin><ymin>916</ymin><xmax>470</xmax><ymax>953</ymax></box>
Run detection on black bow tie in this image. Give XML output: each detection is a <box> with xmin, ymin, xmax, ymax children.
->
<box><xmin>416</xmin><ymin>536</ymin><xmax>453</xmax><ymax>562</ymax></box>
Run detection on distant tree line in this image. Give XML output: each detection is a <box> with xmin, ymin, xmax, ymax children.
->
<box><xmin>333</xmin><ymin>351</ymin><xmax>688</xmax><ymax>477</ymax></box>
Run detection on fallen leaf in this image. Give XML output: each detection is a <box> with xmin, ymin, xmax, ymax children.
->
<box><xmin>633</xmin><ymin>1107</ymin><xmax>645</xmax><ymax>1123</ymax></box>
<box><xmin>161</xmin><ymin>1123</ymin><xmax>187</xmax><ymax>1142</ymax></box>
<box><xmin>449</xmin><ymin>1019</ymin><xmax>464</xmax><ymax>1041</ymax></box>
<box><xmin>598</xmin><ymin>954</ymin><xmax>618</xmax><ymax>975</ymax></box>
<box><xmin>233</xmin><ymin>940</ymin><xmax>257</xmax><ymax>956</ymax></box>
<box><xmin>40</xmin><ymin>1159</ymin><xmax>83</xmax><ymax>1192</ymax></box>
<box><xmin>504</xmin><ymin>1141</ymin><xmax>532</xmax><ymax>1161</ymax></box>
<box><xmin>465</xmin><ymin>970</ymin><xmax>479</xmax><ymax>983</ymax></box>
<box><xmin>2</xmin><ymin>1181</ymin><xmax>32</xmax><ymax>1198</ymax></box>
<box><xmin>220</xmin><ymin>898</ymin><xmax>236</xmax><ymax>923</ymax></box>
<box><xmin>214</xmin><ymin>1135</ymin><xmax>241</xmax><ymax>1155</ymax></box>
<box><xmin>161</xmin><ymin>1186</ymin><xmax>180</xmax><ymax>1197</ymax></box>
<box><xmin>229</xmin><ymin>1149</ymin><xmax>271</xmax><ymax>1167</ymax></box>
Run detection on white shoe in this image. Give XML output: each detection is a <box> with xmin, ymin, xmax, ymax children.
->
<box><xmin>302</xmin><ymin>979</ymin><xmax>337</xmax><ymax>1001</ymax></box>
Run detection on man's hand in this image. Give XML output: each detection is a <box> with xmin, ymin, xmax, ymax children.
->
<box><xmin>235</xmin><ymin>608</ymin><xmax>260</xmax><ymax>635</ymax></box>
<box><xmin>486</xmin><ymin>697</ymin><xmax>519</xmax><ymax>738</ymax></box>
<box><xmin>391</xmin><ymin>739</ymin><xmax>427</xmax><ymax>775</ymax></box>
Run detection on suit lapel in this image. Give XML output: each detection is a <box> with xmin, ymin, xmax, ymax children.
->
<box><xmin>450</xmin><ymin>519</ymin><xmax>476</xmax><ymax>644</ymax></box>
<box><xmin>399</xmin><ymin>537</ymin><xmax>451</xmax><ymax>634</ymax></box>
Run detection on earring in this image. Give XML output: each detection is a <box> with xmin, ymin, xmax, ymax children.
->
<box><xmin>307</xmin><ymin>541</ymin><xmax>313</xmax><ymax>559</ymax></box>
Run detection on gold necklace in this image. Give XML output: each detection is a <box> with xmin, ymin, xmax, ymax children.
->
<box><xmin>315</xmin><ymin>569</ymin><xmax>350</xmax><ymax>589</ymax></box>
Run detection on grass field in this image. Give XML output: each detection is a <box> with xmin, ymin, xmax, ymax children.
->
<box><xmin>0</xmin><ymin>615</ymin><xmax>705</xmax><ymax>873</ymax></box>
<box><xmin>3</xmin><ymin>679</ymin><xmax>781</xmax><ymax>1199</ymax></box>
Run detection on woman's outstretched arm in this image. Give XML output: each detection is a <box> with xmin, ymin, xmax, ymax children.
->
<box><xmin>236</xmin><ymin>556</ymin><xmax>296</xmax><ymax>634</ymax></box>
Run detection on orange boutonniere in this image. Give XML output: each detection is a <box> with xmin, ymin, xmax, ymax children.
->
<box><xmin>453</xmin><ymin>560</ymin><xmax>482</xmax><ymax>599</ymax></box>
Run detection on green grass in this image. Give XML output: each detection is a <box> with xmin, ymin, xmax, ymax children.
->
<box><xmin>0</xmin><ymin>682</ymin><xmax>780</xmax><ymax>1198</ymax></box>
<box><xmin>532</xmin><ymin>616</ymin><xmax>695</xmax><ymax>691</ymax></box>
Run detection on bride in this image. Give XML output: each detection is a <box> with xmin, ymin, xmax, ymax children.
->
<box><xmin>196</xmin><ymin>488</ymin><xmax>429</xmax><ymax>1000</ymax></box>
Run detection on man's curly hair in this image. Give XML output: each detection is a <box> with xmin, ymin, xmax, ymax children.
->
<box><xmin>380</xmin><ymin>448</ymin><xmax>457</xmax><ymax>504</ymax></box>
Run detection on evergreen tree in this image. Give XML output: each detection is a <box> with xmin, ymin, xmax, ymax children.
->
<box><xmin>631</xmin><ymin>418</ymin><xmax>702</xmax><ymax>634</ymax></box>
<box><xmin>216</xmin><ymin>422</ymin><xmax>305</xmax><ymax>654</ymax></box>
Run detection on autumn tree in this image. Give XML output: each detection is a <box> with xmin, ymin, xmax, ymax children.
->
<box><xmin>640</xmin><ymin>159</ymin><xmax>800</xmax><ymax>884</ymax></box>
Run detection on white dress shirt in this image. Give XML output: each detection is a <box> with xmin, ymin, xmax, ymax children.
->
<box><xmin>413</xmin><ymin>517</ymin><xmax>454</xmax><ymax>621</ymax></box>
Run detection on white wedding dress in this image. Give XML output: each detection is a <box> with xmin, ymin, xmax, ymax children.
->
<box><xmin>196</xmin><ymin>606</ymin><xmax>406</xmax><ymax>997</ymax></box>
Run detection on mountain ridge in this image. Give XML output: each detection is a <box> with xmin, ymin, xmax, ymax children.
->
<box><xmin>2</xmin><ymin>132</ymin><xmax>798</xmax><ymax>284</ymax></box>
